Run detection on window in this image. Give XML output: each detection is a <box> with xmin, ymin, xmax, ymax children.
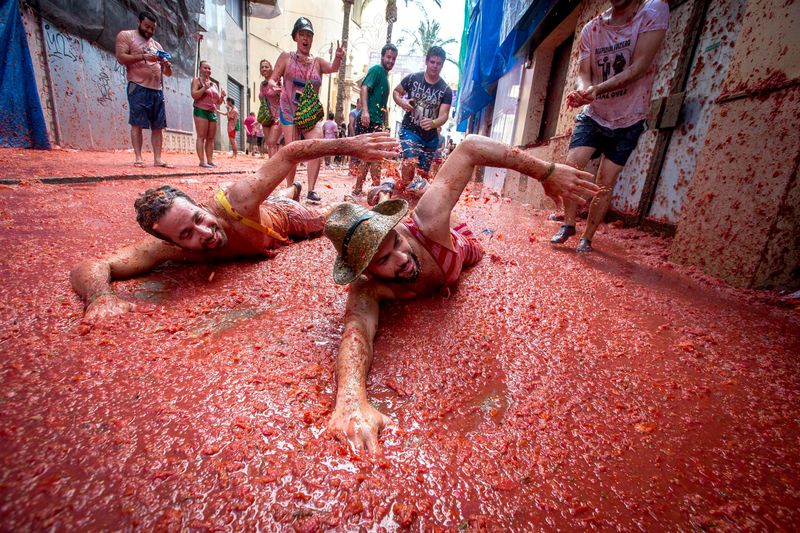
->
<box><xmin>226</xmin><ymin>0</ymin><xmax>243</xmax><ymax>28</ymax></box>
<box><xmin>538</xmin><ymin>35</ymin><xmax>573</xmax><ymax>141</ymax></box>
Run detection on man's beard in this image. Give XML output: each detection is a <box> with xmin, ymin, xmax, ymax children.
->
<box><xmin>138</xmin><ymin>26</ymin><xmax>153</xmax><ymax>40</ymax></box>
<box><xmin>203</xmin><ymin>224</ymin><xmax>227</xmax><ymax>249</ymax></box>
<box><xmin>377</xmin><ymin>252</ymin><xmax>420</xmax><ymax>284</ymax></box>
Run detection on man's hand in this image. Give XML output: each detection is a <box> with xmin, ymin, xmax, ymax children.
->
<box><xmin>327</xmin><ymin>400</ymin><xmax>393</xmax><ymax>455</ymax></box>
<box><xmin>142</xmin><ymin>52</ymin><xmax>158</xmax><ymax>63</ymax></box>
<box><xmin>351</xmin><ymin>132</ymin><xmax>399</xmax><ymax>161</ymax></box>
<box><xmin>83</xmin><ymin>294</ymin><xmax>138</xmax><ymax>323</ymax></box>
<box><xmin>399</xmin><ymin>99</ymin><xmax>415</xmax><ymax>113</ymax></box>
<box><xmin>541</xmin><ymin>163</ymin><xmax>599</xmax><ymax>207</ymax></box>
<box><xmin>269</xmin><ymin>79</ymin><xmax>282</xmax><ymax>94</ymax></box>
<box><xmin>566</xmin><ymin>87</ymin><xmax>597</xmax><ymax>108</ymax></box>
<box><xmin>361</xmin><ymin>110</ymin><xmax>371</xmax><ymax>127</ymax></box>
<box><xmin>335</xmin><ymin>40</ymin><xmax>345</xmax><ymax>62</ymax></box>
<box><xmin>420</xmin><ymin>117</ymin><xmax>435</xmax><ymax>131</ymax></box>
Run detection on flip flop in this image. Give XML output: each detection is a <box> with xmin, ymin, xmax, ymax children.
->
<box><xmin>154</xmin><ymin>162</ymin><xmax>174</xmax><ymax>168</ymax></box>
<box><xmin>133</xmin><ymin>161</ymin><xmax>145</xmax><ymax>168</ymax></box>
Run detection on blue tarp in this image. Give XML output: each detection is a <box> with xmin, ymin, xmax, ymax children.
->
<box><xmin>0</xmin><ymin>0</ymin><xmax>50</xmax><ymax>149</ymax></box>
<box><xmin>456</xmin><ymin>0</ymin><xmax>560</xmax><ymax>131</ymax></box>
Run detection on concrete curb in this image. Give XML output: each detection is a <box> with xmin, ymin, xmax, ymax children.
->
<box><xmin>0</xmin><ymin>169</ymin><xmax>253</xmax><ymax>186</ymax></box>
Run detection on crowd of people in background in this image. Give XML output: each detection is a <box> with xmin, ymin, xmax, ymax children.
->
<box><xmin>116</xmin><ymin>12</ymin><xmax>459</xmax><ymax>207</ymax></box>
<box><xmin>115</xmin><ymin>5</ymin><xmax>665</xmax><ymax>255</ymax></box>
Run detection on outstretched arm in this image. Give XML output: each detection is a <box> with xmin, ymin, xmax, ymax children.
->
<box><xmin>226</xmin><ymin>132</ymin><xmax>399</xmax><ymax>215</ymax></box>
<box><xmin>328</xmin><ymin>280</ymin><xmax>395</xmax><ymax>455</ymax></box>
<box><xmin>70</xmin><ymin>237</ymin><xmax>199</xmax><ymax>323</ymax></box>
<box><xmin>414</xmin><ymin>135</ymin><xmax>600</xmax><ymax>243</ymax></box>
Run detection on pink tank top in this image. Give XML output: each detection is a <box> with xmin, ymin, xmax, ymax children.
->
<box><xmin>194</xmin><ymin>78</ymin><xmax>220</xmax><ymax>111</ymax></box>
<box><xmin>260</xmin><ymin>80</ymin><xmax>280</xmax><ymax>118</ymax></box>
<box><xmin>279</xmin><ymin>52</ymin><xmax>322</xmax><ymax>119</ymax></box>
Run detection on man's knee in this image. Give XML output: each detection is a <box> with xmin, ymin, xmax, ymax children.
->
<box><xmin>596</xmin><ymin>164</ymin><xmax>623</xmax><ymax>188</ymax></box>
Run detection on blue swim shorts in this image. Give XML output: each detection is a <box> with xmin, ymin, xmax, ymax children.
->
<box><xmin>127</xmin><ymin>82</ymin><xmax>167</xmax><ymax>130</ymax></box>
<box><xmin>399</xmin><ymin>128</ymin><xmax>440</xmax><ymax>171</ymax></box>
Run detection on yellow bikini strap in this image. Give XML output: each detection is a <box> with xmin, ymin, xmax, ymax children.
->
<box><xmin>214</xmin><ymin>188</ymin><xmax>289</xmax><ymax>243</ymax></box>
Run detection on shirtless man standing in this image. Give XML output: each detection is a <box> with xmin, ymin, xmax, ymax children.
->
<box><xmin>323</xmin><ymin>135</ymin><xmax>600</xmax><ymax>453</ymax></box>
<box><xmin>71</xmin><ymin>133</ymin><xmax>399</xmax><ymax>323</ymax></box>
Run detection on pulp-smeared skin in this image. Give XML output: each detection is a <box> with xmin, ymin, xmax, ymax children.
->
<box><xmin>0</xmin><ymin>166</ymin><xmax>798</xmax><ymax>530</ymax></box>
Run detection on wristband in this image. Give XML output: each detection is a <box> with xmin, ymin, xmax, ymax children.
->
<box><xmin>538</xmin><ymin>162</ymin><xmax>555</xmax><ymax>183</ymax></box>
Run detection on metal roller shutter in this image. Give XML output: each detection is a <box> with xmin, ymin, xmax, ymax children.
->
<box><xmin>227</xmin><ymin>77</ymin><xmax>244</xmax><ymax>150</ymax></box>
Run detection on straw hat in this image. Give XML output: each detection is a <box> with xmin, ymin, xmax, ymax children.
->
<box><xmin>324</xmin><ymin>199</ymin><xmax>409</xmax><ymax>285</ymax></box>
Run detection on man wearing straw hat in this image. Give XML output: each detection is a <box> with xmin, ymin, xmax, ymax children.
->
<box><xmin>323</xmin><ymin>135</ymin><xmax>600</xmax><ymax>454</ymax></box>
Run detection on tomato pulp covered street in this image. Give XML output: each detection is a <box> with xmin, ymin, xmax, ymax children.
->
<box><xmin>0</xmin><ymin>159</ymin><xmax>798</xmax><ymax>530</ymax></box>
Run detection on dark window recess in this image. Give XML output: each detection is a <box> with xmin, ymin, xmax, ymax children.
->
<box><xmin>539</xmin><ymin>35</ymin><xmax>573</xmax><ymax>141</ymax></box>
<box><xmin>226</xmin><ymin>0</ymin><xmax>243</xmax><ymax>27</ymax></box>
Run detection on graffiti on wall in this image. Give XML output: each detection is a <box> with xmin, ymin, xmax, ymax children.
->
<box><xmin>44</xmin><ymin>24</ymin><xmax>81</xmax><ymax>63</ymax></box>
<box><xmin>41</xmin><ymin>21</ymin><xmax>193</xmax><ymax>150</ymax></box>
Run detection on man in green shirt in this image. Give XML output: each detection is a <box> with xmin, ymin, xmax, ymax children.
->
<box><xmin>353</xmin><ymin>43</ymin><xmax>398</xmax><ymax>195</ymax></box>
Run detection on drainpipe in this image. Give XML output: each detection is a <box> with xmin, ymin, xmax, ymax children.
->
<box><xmin>35</xmin><ymin>9</ymin><xmax>62</xmax><ymax>147</ymax></box>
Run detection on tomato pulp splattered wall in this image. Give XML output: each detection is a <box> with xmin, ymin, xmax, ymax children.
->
<box><xmin>493</xmin><ymin>0</ymin><xmax>798</xmax><ymax>289</ymax></box>
<box><xmin>671</xmin><ymin>0</ymin><xmax>800</xmax><ymax>290</ymax></box>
